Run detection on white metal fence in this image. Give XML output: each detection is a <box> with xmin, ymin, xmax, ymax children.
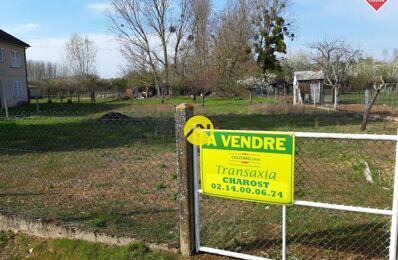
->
<box><xmin>194</xmin><ymin>132</ymin><xmax>398</xmax><ymax>259</ymax></box>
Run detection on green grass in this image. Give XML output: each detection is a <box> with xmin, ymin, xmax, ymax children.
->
<box><xmin>0</xmin><ymin>231</ymin><xmax>177</xmax><ymax>260</ymax></box>
<box><xmin>1</xmin><ymin>96</ymin><xmax>277</xmax><ymax>118</ymax></box>
<box><xmin>0</xmin><ymin>96</ymin><xmax>397</xmax><ymax>259</ymax></box>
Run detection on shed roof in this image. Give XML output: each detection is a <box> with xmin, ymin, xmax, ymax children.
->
<box><xmin>294</xmin><ymin>71</ymin><xmax>324</xmax><ymax>81</ymax></box>
<box><xmin>0</xmin><ymin>29</ymin><xmax>30</xmax><ymax>47</ymax></box>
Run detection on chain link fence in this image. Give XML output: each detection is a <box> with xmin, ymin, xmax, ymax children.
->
<box><xmin>199</xmin><ymin>137</ymin><xmax>395</xmax><ymax>259</ymax></box>
<box><xmin>0</xmin><ymin>99</ymin><xmax>396</xmax><ymax>258</ymax></box>
<box><xmin>270</xmin><ymin>87</ymin><xmax>398</xmax><ymax>117</ymax></box>
<box><xmin>322</xmin><ymin>88</ymin><xmax>398</xmax><ymax>117</ymax></box>
<box><xmin>0</xmin><ymin>108</ymin><xmax>179</xmax><ymax>247</ymax></box>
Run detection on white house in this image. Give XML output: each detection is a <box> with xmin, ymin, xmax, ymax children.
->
<box><xmin>0</xmin><ymin>29</ymin><xmax>30</xmax><ymax>108</ymax></box>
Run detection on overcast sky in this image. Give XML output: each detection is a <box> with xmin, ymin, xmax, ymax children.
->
<box><xmin>1</xmin><ymin>0</ymin><xmax>397</xmax><ymax>78</ymax></box>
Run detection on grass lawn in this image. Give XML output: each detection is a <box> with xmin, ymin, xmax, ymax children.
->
<box><xmin>2</xmin><ymin>96</ymin><xmax>277</xmax><ymax>117</ymax></box>
<box><xmin>0</xmin><ymin>96</ymin><xmax>397</xmax><ymax>259</ymax></box>
<box><xmin>0</xmin><ymin>231</ymin><xmax>177</xmax><ymax>260</ymax></box>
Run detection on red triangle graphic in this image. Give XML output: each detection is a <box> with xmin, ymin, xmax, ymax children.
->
<box><xmin>365</xmin><ymin>0</ymin><xmax>389</xmax><ymax>12</ymax></box>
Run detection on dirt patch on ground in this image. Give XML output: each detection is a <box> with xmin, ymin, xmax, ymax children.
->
<box><xmin>338</xmin><ymin>104</ymin><xmax>398</xmax><ymax>118</ymax></box>
<box><xmin>100</xmin><ymin>112</ymin><xmax>132</xmax><ymax>122</ymax></box>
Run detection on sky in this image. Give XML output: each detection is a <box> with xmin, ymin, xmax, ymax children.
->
<box><xmin>1</xmin><ymin>0</ymin><xmax>398</xmax><ymax>78</ymax></box>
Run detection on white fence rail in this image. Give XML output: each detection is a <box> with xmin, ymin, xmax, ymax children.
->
<box><xmin>194</xmin><ymin>132</ymin><xmax>398</xmax><ymax>260</ymax></box>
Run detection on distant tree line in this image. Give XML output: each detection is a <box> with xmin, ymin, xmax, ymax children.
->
<box><xmin>27</xmin><ymin>61</ymin><xmax>63</xmax><ymax>81</ymax></box>
<box><xmin>27</xmin><ymin>0</ymin><xmax>398</xmax><ymax>107</ymax></box>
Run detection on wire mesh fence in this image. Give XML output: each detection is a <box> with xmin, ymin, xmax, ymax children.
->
<box><xmin>271</xmin><ymin>87</ymin><xmax>398</xmax><ymax>117</ymax></box>
<box><xmin>0</xmin><ymin>109</ymin><xmax>179</xmax><ymax>247</ymax></box>
<box><xmin>287</xmin><ymin>207</ymin><xmax>391</xmax><ymax>259</ymax></box>
<box><xmin>0</xmin><ymin>99</ymin><xmax>397</xmax><ymax>258</ymax></box>
<box><xmin>324</xmin><ymin>88</ymin><xmax>398</xmax><ymax>116</ymax></box>
<box><xmin>199</xmin><ymin>136</ymin><xmax>395</xmax><ymax>259</ymax></box>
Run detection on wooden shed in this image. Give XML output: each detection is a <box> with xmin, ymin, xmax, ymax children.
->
<box><xmin>125</xmin><ymin>86</ymin><xmax>156</xmax><ymax>99</ymax></box>
<box><xmin>293</xmin><ymin>71</ymin><xmax>325</xmax><ymax>105</ymax></box>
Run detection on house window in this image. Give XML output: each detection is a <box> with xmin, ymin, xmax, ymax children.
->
<box><xmin>10</xmin><ymin>50</ymin><xmax>21</xmax><ymax>68</ymax></box>
<box><xmin>12</xmin><ymin>80</ymin><xmax>24</xmax><ymax>98</ymax></box>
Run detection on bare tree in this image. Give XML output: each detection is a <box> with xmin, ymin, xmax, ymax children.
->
<box><xmin>361</xmin><ymin>76</ymin><xmax>385</xmax><ymax>131</ymax></box>
<box><xmin>109</xmin><ymin>0</ymin><xmax>193</xmax><ymax>100</ymax></box>
<box><xmin>310</xmin><ymin>38</ymin><xmax>361</xmax><ymax>109</ymax></box>
<box><xmin>210</xmin><ymin>0</ymin><xmax>253</xmax><ymax>93</ymax></box>
<box><xmin>27</xmin><ymin>60</ymin><xmax>60</xmax><ymax>81</ymax></box>
<box><xmin>64</xmin><ymin>33</ymin><xmax>98</xmax><ymax>102</ymax></box>
<box><xmin>182</xmin><ymin>0</ymin><xmax>213</xmax><ymax>100</ymax></box>
<box><xmin>191</xmin><ymin>0</ymin><xmax>211</xmax><ymax>68</ymax></box>
<box><xmin>354</xmin><ymin>58</ymin><xmax>386</xmax><ymax>131</ymax></box>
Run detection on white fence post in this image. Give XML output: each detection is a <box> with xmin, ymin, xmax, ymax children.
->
<box><xmin>389</xmin><ymin>132</ymin><xmax>398</xmax><ymax>260</ymax></box>
<box><xmin>193</xmin><ymin>145</ymin><xmax>201</xmax><ymax>252</ymax></box>
<box><xmin>282</xmin><ymin>205</ymin><xmax>287</xmax><ymax>260</ymax></box>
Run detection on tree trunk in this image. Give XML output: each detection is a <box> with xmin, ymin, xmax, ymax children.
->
<box><xmin>156</xmin><ymin>84</ymin><xmax>161</xmax><ymax>97</ymax></box>
<box><xmin>202</xmin><ymin>95</ymin><xmax>205</xmax><ymax>107</ymax></box>
<box><xmin>249</xmin><ymin>90</ymin><xmax>253</xmax><ymax>105</ymax></box>
<box><xmin>91</xmin><ymin>90</ymin><xmax>96</xmax><ymax>103</ymax></box>
<box><xmin>361</xmin><ymin>89</ymin><xmax>382</xmax><ymax>131</ymax></box>
<box><xmin>333</xmin><ymin>86</ymin><xmax>338</xmax><ymax>110</ymax></box>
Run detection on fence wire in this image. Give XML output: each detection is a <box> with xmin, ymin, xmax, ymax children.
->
<box><xmin>0</xmin><ymin>110</ymin><xmax>179</xmax><ymax>247</ymax></box>
<box><xmin>199</xmin><ymin>137</ymin><xmax>395</xmax><ymax>259</ymax></box>
<box><xmin>287</xmin><ymin>207</ymin><xmax>390</xmax><ymax>259</ymax></box>
<box><xmin>1</xmin><ymin>101</ymin><xmax>396</xmax><ymax>258</ymax></box>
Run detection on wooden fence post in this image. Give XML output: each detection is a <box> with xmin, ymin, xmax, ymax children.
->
<box><xmin>175</xmin><ymin>103</ymin><xmax>197</xmax><ymax>256</ymax></box>
<box><xmin>3</xmin><ymin>98</ymin><xmax>8</xmax><ymax>118</ymax></box>
<box><xmin>36</xmin><ymin>98</ymin><xmax>40</xmax><ymax>113</ymax></box>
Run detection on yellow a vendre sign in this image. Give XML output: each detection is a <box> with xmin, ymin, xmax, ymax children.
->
<box><xmin>200</xmin><ymin>130</ymin><xmax>295</xmax><ymax>205</ymax></box>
